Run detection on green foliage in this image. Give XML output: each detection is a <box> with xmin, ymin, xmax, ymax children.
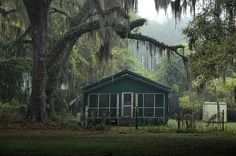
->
<box><xmin>156</xmin><ymin>55</ymin><xmax>187</xmax><ymax>93</ymax></box>
<box><xmin>0</xmin><ymin>100</ymin><xmax>27</xmax><ymax>125</ymax></box>
<box><xmin>204</xmin><ymin>77</ymin><xmax>236</xmax><ymax>106</ymax></box>
<box><xmin>0</xmin><ymin>99</ymin><xmax>26</xmax><ymax>111</ymax></box>
<box><xmin>0</xmin><ymin>56</ymin><xmax>32</xmax><ymax>102</ymax></box>
<box><xmin>183</xmin><ymin>2</ymin><xmax>236</xmax><ymax>82</ymax></box>
<box><xmin>54</xmin><ymin>96</ymin><xmax>68</xmax><ymax>114</ymax></box>
<box><xmin>179</xmin><ymin>92</ymin><xmax>204</xmax><ymax>111</ymax></box>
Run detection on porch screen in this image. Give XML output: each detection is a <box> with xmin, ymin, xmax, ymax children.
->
<box><xmin>144</xmin><ymin>94</ymin><xmax>154</xmax><ymax>117</ymax></box>
<box><xmin>88</xmin><ymin>93</ymin><xmax>118</xmax><ymax>118</ymax></box>
<box><xmin>137</xmin><ymin>93</ymin><xmax>164</xmax><ymax>118</ymax></box>
<box><xmin>89</xmin><ymin>94</ymin><xmax>98</xmax><ymax>107</ymax></box>
<box><xmin>110</xmin><ymin>94</ymin><xmax>117</xmax><ymax>117</ymax></box>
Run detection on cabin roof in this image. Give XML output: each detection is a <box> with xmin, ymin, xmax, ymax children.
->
<box><xmin>82</xmin><ymin>69</ymin><xmax>171</xmax><ymax>93</ymax></box>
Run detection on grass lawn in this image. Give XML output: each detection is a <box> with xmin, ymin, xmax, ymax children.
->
<box><xmin>1</xmin><ymin>125</ymin><xmax>236</xmax><ymax>156</ymax></box>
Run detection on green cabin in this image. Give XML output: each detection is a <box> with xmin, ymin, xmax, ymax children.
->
<box><xmin>82</xmin><ymin>69</ymin><xmax>171</xmax><ymax>125</ymax></box>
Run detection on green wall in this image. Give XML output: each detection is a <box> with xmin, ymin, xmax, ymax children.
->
<box><xmin>84</xmin><ymin>77</ymin><xmax>170</xmax><ymax>119</ymax></box>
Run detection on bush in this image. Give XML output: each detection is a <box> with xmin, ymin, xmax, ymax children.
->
<box><xmin>54</xmin><ymin>97</ymin><xmax>68</xmax><ymax>114</ymax></box>
<box><xmin>0</xmin><ymin>100</ymin><xmax>27</xmax><ymax>127</ymax></box>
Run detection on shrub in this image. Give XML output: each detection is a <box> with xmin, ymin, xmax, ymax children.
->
<box><xmin>0</xmin><ymin>100</ymin><xmax>26</xmax><ymax>127</ymax></box>
<box><xmin>54</xmin><ymin>97</ymin><xmax>68</xmax><ymax>114</ymax></box>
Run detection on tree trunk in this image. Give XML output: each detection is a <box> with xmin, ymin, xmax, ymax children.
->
<box><xmin>46</xmin><ymin>39</ymin><xmax>77</xmax><ymax>117</ymax></box>
<box><xmin>24</xmin><ymin>0</ymin><xmax>50</xmax><ymax>122</ymax></box>
<box><xmin>45</xmin><ymin>0</ymin><xmax>95</xmax><ymax>116</ymax></box>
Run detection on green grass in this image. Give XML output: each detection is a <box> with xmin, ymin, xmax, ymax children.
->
<box><xmin>1</xmin><ymin>127</ymin><xmax>236</xmax><ymax>156</ymax></box>
<box><xmin>1</xmin><ymin>121</ymin><xmax>236</xmax><ymax>156</ymax></box>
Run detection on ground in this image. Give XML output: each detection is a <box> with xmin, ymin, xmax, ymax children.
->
<box><xmin>1</xmin><ymin>123</ymin><xmax>236</xmax><ymax>156</ymax></box>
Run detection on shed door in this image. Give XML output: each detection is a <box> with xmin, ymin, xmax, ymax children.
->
<box><xmin>122</xmin><ymin>93</ymin><xmax>133</xmax><ymax>117</ymax></box>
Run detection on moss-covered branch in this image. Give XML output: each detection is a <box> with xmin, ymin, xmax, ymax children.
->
<box><xmin>48</xmin><ymin>18</ymin><xmax>185</xmax><ymax>67</ymax></box>
<box><xmin>128</xmin><ymin>33</ymin><xmax>186</xmax><ymax>59</ymax></box>
<box><xmin>48</xmin><ymin>7</ymin><xmax>70</xmax><ymax>17</ymax></box>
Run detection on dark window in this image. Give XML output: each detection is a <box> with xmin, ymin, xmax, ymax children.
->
<box><xmin>89</xmin><ymin>95</ymin><xmax>98</xmax><ymax>107</ymax></box>
<box><xmin>119</xmin><ymin>94</ymin><xmax>122</xmax><ymax>107</ymax></box>
<box><xmin>123</xmin><ymin>107</ymin><xmax>131</xmax><ymax>116</ymax></box>
<box><xmin>99</xmin><ymin>109</ymin><xmax>109</xmax><ymax>117</ymax></box>
<box><xmin>133</xmin><ymin>108</ymin><xmax>137</xmax><ymax>117</ymax></box>
<box><xmin>133</xmin><ymin>94</ymin><xmax>136</xmax><ymax>107</ymax></box>
<box><xmin>99</xmin><ymin>94</ymin><xmax>109</xmax><ymax>107</ymax></box>
<box><xmin>138</xmin><ymin>108</ymin><xmax>143</xmax><ymax>117</ymax></box>
<box><xmin>155</xmin><ymin>94</ymin><xmax>164</xmax><ymax>107</ymax></box>
<box><xmin>155</xmin><ymin>108</ymin><xmax>164</xmax><ymax>117</ymax></box>
<box><xmin>110</xmin><ymin>109</ymin><xmax>117</xmax><ymax>117</ymax></box>
<box><xmin>144</xmin><ymin>108</ymin><xmax>154</xmax><ymax>117</ymax></box>
<box><xmin>110</xmin><ymin>94</ymin><xmax>117</xmax><ymax>107</ymax></box>
<box><xmin>144</xmin><ymin>94</ymin><xmax>154</xmax><ymax>107</ymax></box>
<box><xmin>119</xmin><ymin>107</ymin><xmax>122</xmax><ymax>117</ymax></box>
<box><xmin>138</xmin><ymin>94</ymin><xmax>143</xmax><ymax>107</ymax></box>
<box><xmin>123</xmin><ymin>94</ymin><xmax>132</xmax><ymax>106</ymax></box>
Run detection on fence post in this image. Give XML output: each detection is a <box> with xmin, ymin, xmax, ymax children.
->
<box><xmin>222</xmin><ymin>110</ymin><xmax>225</xmax><ymax>131</ymax></box>
<box><xmin>85</xmin><ymin>106</ymin><xmax>88</xmax><ymax>128</ymax></box>
<box><xmin>177</xmin><ymin>109</ymin><xmax>180</xmax><ymax>131</ymax></box>
<box><xmin>135</xmin><ymin>106</ymin><xmax>138</xmax><ymax>130</ymax></box>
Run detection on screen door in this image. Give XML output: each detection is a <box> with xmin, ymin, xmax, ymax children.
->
<box><xmin>122</xmin><ymin>93</ymin><xmax>133</xmax><ymax>117</ymax></box>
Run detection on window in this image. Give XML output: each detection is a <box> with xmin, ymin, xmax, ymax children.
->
<box><xmin>138</xmin><ymin>108</ymin><xmax>143</xmax><ymax>117</ymax></box>
<box><xmin>155</xmin><ymin>108</ymin><xmax>164</xmax><ymax>117</ymax></box>
<box><xmin>110</xmin><ymin>109</ymin><xmax>117</xmax><ymax>117</ymax></box>
<box><xmin>110</xmin><ymin>94</ymin><xmax>117</xmax><ymax>107</ymax></box>
<box><xmin>123</xmin><ymin>94</ymin><xmax>132</xmax><ymax>106</ymax></box>
<box><xmin>144</xmin><ymin>108</ymin><xmax>154</xmax><ymax>117</ymax></box>
<box><xmin>99</xmin><ymin>109</ymin><xmax>108</xmax><ymax>117</ymax></box>
<box><xmin>99</xmin><ymin>94</ymin><xmax>109</xmax><ymax>107</ymax></box>
<box><xmin>123</xmin><ymin>107</ymin><xmax>132</xmax><ymax>117</ymax></box>
<box><xmin>155</xmin><ymin>94</ymin><xmax>164</xmax><ymax>107</ymax></box>
<box><xmin>137</xmin><ymin>93</ymin><xmax>165</xmax><ymax>118</ymax></box>
<box><xmin>144</xmin><ymin>94</ymin><xmax>154</xmax><ymax>107</ymax></box>
<box><xmin>138</xmin><ymin>94</ymin><xmax>143</xmax><ymax>107</ymax></box>
<box><xmin>88</xmin><ymin>93</ymin><xmax>119</xmax><ymax>118</ymax></box>
<box><xmin>89</xmin><ymin>94</ymin><xmax>98</xmax><ymax>107</ymax></box>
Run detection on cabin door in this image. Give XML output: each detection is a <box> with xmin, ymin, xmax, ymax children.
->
<box><xmin>122</xmin><ymin>93</ymin><xmax>133</xmax><ymax>117</ymax></box>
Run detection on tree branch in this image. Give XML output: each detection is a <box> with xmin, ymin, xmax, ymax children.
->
<box><xmin>127</xmin><ymin>33</ymin><xmax>186</xmax><ymax>59</ymax></box>
<box><xmin>48</xmin><ymin>7</ymin><xmax>70</xmax><ymax>18</ymax></box>
<box><xmin>48</xmin><ymin>18</ymin><xmax>185</xmax><ymax>68</ymax></box>
<box><xmin>92</xmin><ymin>0</ymin><xmax>129</xmax><ymax>19</ymax></box>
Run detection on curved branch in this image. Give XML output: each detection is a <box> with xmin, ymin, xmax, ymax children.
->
<box><xmin>48</xmin><ymin>7</ymin><xmax>70</xmax><ymax>18</ymax></box>
<box><xmin>48</xmin><ymin>18</ymin><xmax>185</xmax><ymax>68</ymax></box>
<box><xmin>128</xmin><ymin>33</ymin><xmax>186</xmax><ymax>59</ymax></box>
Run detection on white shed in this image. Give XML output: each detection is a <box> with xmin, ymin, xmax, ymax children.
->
<box><xmin>203</xmin><ymin>102</ymin><xmax>227</xmax><ymax>122</ymax></box>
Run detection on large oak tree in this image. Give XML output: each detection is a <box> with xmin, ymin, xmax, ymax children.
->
<box><xmin>2</xmin><ymin>0</ymin><xmax>192</xmax><ymax>122</ymax></box>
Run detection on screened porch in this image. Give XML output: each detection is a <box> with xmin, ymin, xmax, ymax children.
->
<box><xmin>86</xmin><ymin>93</ymin><xmax>165</xmax><ymax>119</ymax></box>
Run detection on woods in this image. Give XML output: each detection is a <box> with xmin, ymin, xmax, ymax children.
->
<box><xmin>1</xmin><ymin>0</ymin><xmax>184</xmax><ymax>122</ymax></box>
<box><xmin>0</xmin><ymin>0</ymin><xmax>235</xmax><ymax>123</ymax></box>
<box><xmin>1</xmin><ymin>0</ymin><xmax>236</xmax><ymax>155</ymax></box>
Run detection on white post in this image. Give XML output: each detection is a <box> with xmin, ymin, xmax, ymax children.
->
<box><xmin>85</xmin><ymin>106</ymin><xmax>88</xmax><ymax>128</ymax></box>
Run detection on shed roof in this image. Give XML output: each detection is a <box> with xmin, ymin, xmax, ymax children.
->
<box><xmin>82</xmin><ymin>69</ymin><xmax>171</xmax><ymax>93</ymax></box>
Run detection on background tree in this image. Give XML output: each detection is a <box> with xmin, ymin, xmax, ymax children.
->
<box><xmin>183</xmin><ymin>0</ymin><xmax>236</xmax><ymax>104</ymax></box>
<box><xmin>1</xmin><ymin>0</ymin><xmax>202</xmax><ymax>122</ymax></box>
